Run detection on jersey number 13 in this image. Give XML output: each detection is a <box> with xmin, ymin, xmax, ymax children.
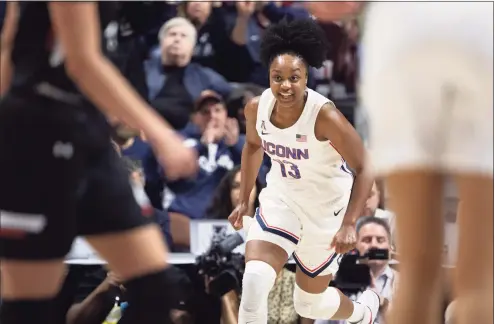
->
<box><xmin>273</xmin><ymin>159</ymin><xmax>301</xmax><ymax>179</ymax></box>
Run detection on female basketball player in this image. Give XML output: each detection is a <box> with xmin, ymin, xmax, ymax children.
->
<box><xmin>359</xmin><ymin>3</ymin><xmax>494</xmax><ymax>324</ymax></box>
<box><xmin>0</xmin><ymin>2</ymin><xmax>196</xmax><ymax>324</ymax></box>
<box><xmin>228</xmin><ymin>19</ymin><xmax>378</xmax><ymax>324</ymax></box>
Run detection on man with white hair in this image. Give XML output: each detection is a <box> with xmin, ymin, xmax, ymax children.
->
<box><xmin>145</xmin><ymin>17</ymin><xmax>232</xmax><ymax>130</ymax></box>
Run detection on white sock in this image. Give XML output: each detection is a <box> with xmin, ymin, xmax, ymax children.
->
<box><xmin>347</xmin><ymin>302</ymin><xmax>365</xmax><ymax>322</ymax></box>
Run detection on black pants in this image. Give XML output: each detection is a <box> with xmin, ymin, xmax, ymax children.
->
<box><xmin>0</xmin><ymin>93</ymin><xmax>150</xmax><ymax>259</ymax></box>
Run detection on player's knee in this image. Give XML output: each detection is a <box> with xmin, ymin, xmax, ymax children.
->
<box><xmin>293</xmin><ymin>285</ymin><xmax>341</xmax><ymax>320</ymax></box>
<box><xmin>240</xmin><ymin>260</ymin><xmax>277</xmax><ymax>313</ymax></box>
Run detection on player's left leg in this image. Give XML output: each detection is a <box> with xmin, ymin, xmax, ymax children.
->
<box><xmin>293</xmin><ymin>268</ymin><xmax>380</xmax><ymax>323</ymax></box>
<box><xmin>292</xmin><ymin>219</ymin><xmax>380</xmax><ymax>323</ymax></box>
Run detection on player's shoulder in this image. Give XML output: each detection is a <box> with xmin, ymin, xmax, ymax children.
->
<box><xmin>244</xmin><ymin>88</ymin><xmax>271</xmax><ymax>119</ymax></box>
<box><xmin>307</xmin><ymin>88</ymin><xmax>334</xmax><ymax>107</ymax></box>
<box><xmin>306</xmin><ymin>89</ymin><xmax>336</xmax><ymax>118</ymax></box>
<box><xmin>245</xmin><ymin>96</ymin><xmax>260</xmax><ymax>115</ymax></box>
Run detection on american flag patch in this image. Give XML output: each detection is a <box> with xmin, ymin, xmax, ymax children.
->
<box><xmin>296</xmin><ymin>134</ymin><xmax>307</xmax><ymax>142</ymax></box>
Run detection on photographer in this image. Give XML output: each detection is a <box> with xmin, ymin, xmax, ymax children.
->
<box><xmin>316</xmin><ymin>217</ymin><xmax>397</xmax><ymax>324</ymax></box>
<box><xmin>354</xmin><ymin>217</ymin><xmax>397</xmax><ymax>321</ymax></box>
<box><xmin>195</xmin><ymin>225</ymin><xmax>246</xmax><ymax>324</ymax></box>
<box><xmin>66</xmin><ymin>271</ymin><xmax>124</xmax><ymax>324</ymax></box>
<box><xmin>64</xmin><ymin>267</ymin><xmax>194</xmax><ymax>324</ymax></box>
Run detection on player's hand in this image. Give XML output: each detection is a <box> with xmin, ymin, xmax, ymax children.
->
<box><xmin>224</xmin><ymin>118</ymin><xmax>240</xmax><ymax>146</ymax></box>
<box><xmin>228</xmin><ymin>203</ymin><xmax>249</xmax><ymax>230</ymax></box>
<box><xmin>147</xmin><ymin>131</ymin><xmax>198</xmax><ymax>181</ymax></box>
<box><xmin>330</xmin><ymin>224</ymin><xmax>357</xmax><ymax>254</ymax></box>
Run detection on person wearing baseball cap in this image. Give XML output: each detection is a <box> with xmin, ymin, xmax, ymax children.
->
<box><xmin>165</xmin><ymin>90</ymin><xmax>245</xmax><ymax>249</ymax></box>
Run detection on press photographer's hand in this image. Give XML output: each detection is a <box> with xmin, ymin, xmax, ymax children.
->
<box><xmin>228</xmin><ymin>203</ymin><xmax>248</xmax><ymax>230</ymax></box>
<box><xmin>330</xmin><ymin>224</ymin><xmax>357</xmax><ymax>254</ymax></box>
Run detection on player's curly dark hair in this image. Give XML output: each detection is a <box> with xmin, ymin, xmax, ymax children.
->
<box><xmin>260</xmin><ymin>18</ymin><xmax>329</xmax><ymax>69</ymax></box>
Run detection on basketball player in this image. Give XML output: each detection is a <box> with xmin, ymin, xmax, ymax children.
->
<box><xmin>359</xmin><ymin>3</ymin><xmax>493</xmax><ymax>324</ymax></box>
<box><xmin>0</xmin><ymin>2</ymin><xmax>197</xmax><ymax>324</ymax></box>
<box><xmin>228</xmin><ymin>19</ymin><xmax>378</xmax><ymax>324</ymax></box>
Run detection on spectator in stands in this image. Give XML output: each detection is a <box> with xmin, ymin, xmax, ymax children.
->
<box><xmin>65</xmin><ymin>270</ymin><xmax>124</xmax><ymax>324</ymax></box>
<box><xmin>227</xmin><ymin>1</ymin><xmax>312</xmax><ymax>87</ymax></box>
<box><xmin>178</xmin><ymin>1</ymin><xmax>231</xmax><ymax>75</ymax></box>
<box><xmin>205</xmin><ymin>165</ymin><xmax>263</xmax><ymax>220</ymax></box>
<box><xmin>362</xmin><ymin>183</ymin><xmax>396</xmax><ymax>249</ymax></box>
<box><xmin>166</xmin><ymin>90</ymin><xmax>245</xmax><ymax>250</ymax></box>
<box><xmin>145</xmin><ymin>17</ymin><xmax>232</xmax><ymax>129</ymax></box>
<box><xmin>332</xmin><ymin>18</ymin><xmax>359</xmax><ymax>94</ymax></box>
<box><xmin>355</xmin><ymin>217</ymin><xmax>397</xmax><ymax>316</ymax></box>
<box><xmin>111</xmin><ymin>123</ymin><xmax>164</xmax><ymax>210</ymax></box>
<box><xmin>121</xmin><ymin>157</ymin><xmax>174</xmax><ymax>249</ymax></box>
<box><xmin>315</xmin><ymin>217</ymin><xmax>397</xmax><ymax>324</ymax></box>
<box><xmin>64</xmin><ymin>266</ymin><xmax>193</xmax><ymax>324</ymax></box>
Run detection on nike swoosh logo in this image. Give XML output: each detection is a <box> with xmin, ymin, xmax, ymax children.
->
<box><xmin>334</xmin><ymin>207</ymin><xmax>344</xmax><ymax>216</ymax></box>
<box><xmin>261</xmin><ymin>131</ymin><xmax>270</xmax><ymax>135</ymax></box>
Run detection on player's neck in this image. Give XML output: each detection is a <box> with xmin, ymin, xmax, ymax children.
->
<box><xmin>275</xmin><ymin>97</ymin><xmax>306</xmax><ymax>116</ymax></box>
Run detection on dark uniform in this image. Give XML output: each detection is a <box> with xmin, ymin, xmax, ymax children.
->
<box><xmin>0</xmin><ymin>2</ymin><xmax>150</xmax><ymax>260</ymax></box>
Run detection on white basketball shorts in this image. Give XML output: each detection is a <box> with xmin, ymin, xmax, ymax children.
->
<box><xmin>246</xmin><ymin>189</ymin><xmax>349</xmax><ymax>278</ymax></box>
<box><xmin>361</xmin><ymin>2</ymin><xmax>493</xmax><ymax>176</ymax></box>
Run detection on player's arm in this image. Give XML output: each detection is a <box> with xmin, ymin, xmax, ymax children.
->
<box><xmin>0</xmin><ymin>2</ymin><xmax>19</xmax><ymax>96</ymax></box>
<box><xmin>315</xmin><ymin>102</ymin><xmax>374</xmax><ymax>226</ymax></box>
<box><xmin>238</xmin><ymin>96</ymin><xmax>264</xmax><ymax>208</ymax></box>
<box><xmin>47</xmin><ymin>3</ymin><xmax>178</xmax><ymax>149</ymax></box>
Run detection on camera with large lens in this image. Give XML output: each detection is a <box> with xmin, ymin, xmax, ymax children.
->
<box><xmin>195</xmin><ymin>227</ymin><xmax>245</xmax><ymax>297</ymax></box>
<box><xmin>331</xmin><ymin>248</ymin><xmax>389</xmax><ymax>295</ymax></box>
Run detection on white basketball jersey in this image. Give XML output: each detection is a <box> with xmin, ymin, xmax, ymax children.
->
<box><xmin>257</xmin><ymin>88</ymin><xmax>353</xmax><ymax>207</ymax></box>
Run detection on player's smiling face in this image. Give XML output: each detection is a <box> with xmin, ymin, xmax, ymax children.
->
<box><xmin>269</xmin><ymin>54</ymin><xmax>307</xmax><ymax>107</ymax></box>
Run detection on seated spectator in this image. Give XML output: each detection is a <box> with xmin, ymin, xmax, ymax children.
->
<box><xmin>121</xmin><ymin>157</ymin><xmax>173</xmax><ymax>249</ymax></box>
<box><xmin>226</xmin><ymin>1</ymin><xmax>313</xmax><ymax>87</ymax></box>
<box><xmin>178</xmin><ymin>1</ymin><xmax>231</xmax><ymax>74</ymax></box>
<box><xmin>355</xmin><ymin>217</ymin><xmax>398</xmax><ymax>313</ymax></box>
<box><xmin>362</xmin><ymin>182</ymin><xmax>396</xmax><ymax>249</ymax></box>
<box><xmin>315</xmin><ymin>217</ymin><xmax>398</xmax><ymax>324</ymax></box>
<box><xmin>145</xmin><ymin>17</ymin><xmax>232</xmax><ymax>129</ymax></box>
<box><xmin>205</xmin><ymin>165</ymin><xmax>263</xmax><ymax>220</ymax></box>
<box><xmin>166</xmin><ymin>90</ymin><xmax>245</xmax><ymax>249</ymax></box>
<box><xmin>64</xmin><ymin>267</ymin><xmax>193</xmax><ymax>324</ymax></box>
<box><xmin>111</xmin><ymin>123</ymin><xmax>163</xmax><ymax>209</ymax></box>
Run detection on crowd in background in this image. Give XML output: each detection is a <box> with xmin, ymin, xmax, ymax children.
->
<box><xmin>0</xmin><ymin>2</ymin><xmax>458</xmax><ymax>324</ymax></box>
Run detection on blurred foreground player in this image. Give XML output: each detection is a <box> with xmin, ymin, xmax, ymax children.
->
<box><xmin>0</xmin><ymin>2</ymin><xmax>196</xmax><ymax>324</ymax></box>
<box><xmin>360</xmin><ymin>3</ymin><xmax>493</xmax><ymax>324</ymax></box>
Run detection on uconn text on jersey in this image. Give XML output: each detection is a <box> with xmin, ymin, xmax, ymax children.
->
<box><xmin>261</xmin><ymin>139</ymin><xmax>309</xmax><ymax>160</ymax></box>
